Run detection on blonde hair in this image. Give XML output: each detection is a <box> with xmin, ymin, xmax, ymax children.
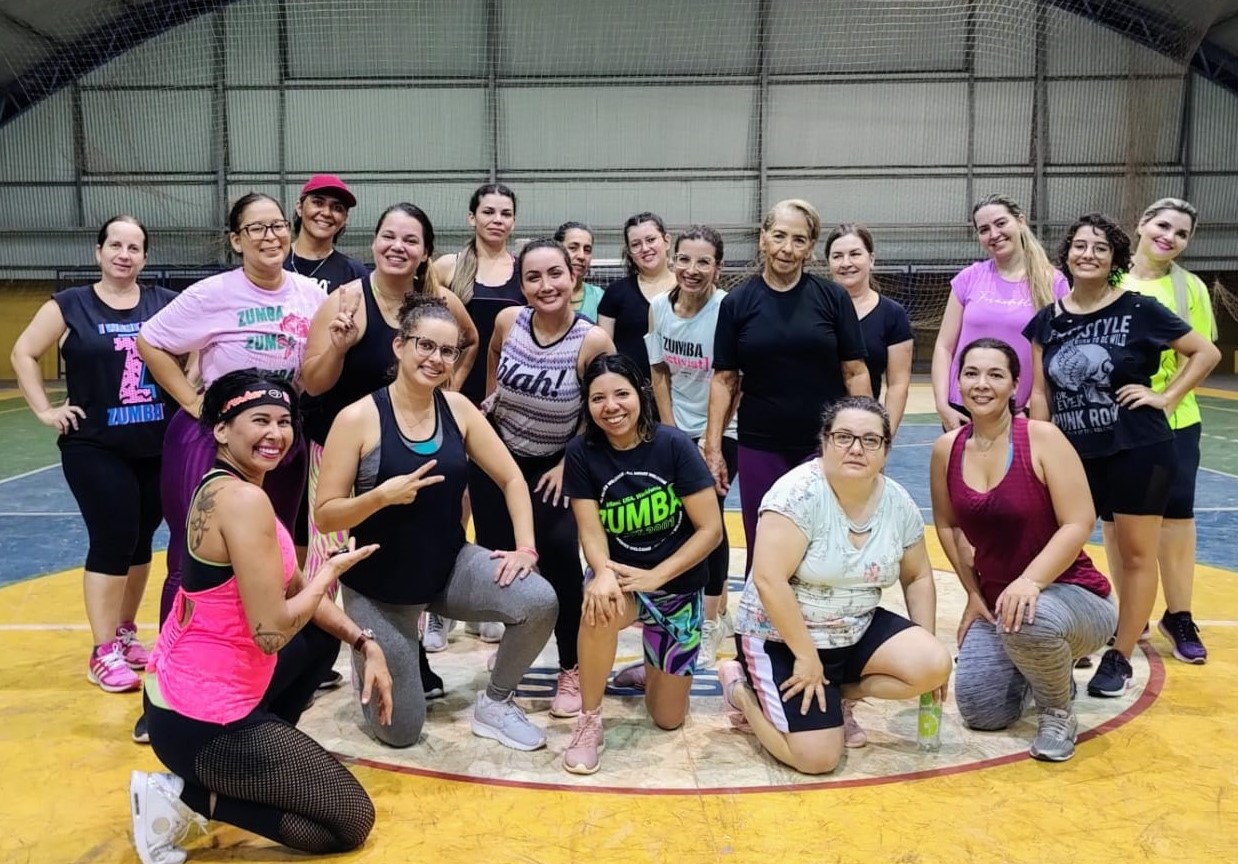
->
<box><xmin>972</xmin><ymin>194</ymin><xmax>1056</xmax><ymax>310</ymax></box>
<box><xmin>1138</xmin><ymin>197</ymin><xmax>1198</xmax><ymax>235</ymax></box>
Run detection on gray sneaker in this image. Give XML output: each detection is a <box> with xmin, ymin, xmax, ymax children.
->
<box><xmin>1029</xmin><ymin>707</ymin><xmax>1077</xmax><ymax>762</ymax></box>
<box><xmin>422</xmin><ymin>614</ymin><xmax>452</xmax><ymax>653</ymax></box>
<box><xmin>471</xmin><ymin>692</ymin><xmax>546</xmax><ymax>751</ymax></box>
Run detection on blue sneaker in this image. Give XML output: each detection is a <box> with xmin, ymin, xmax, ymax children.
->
<box><xmin>1086</xmin><ymin>649</ymin><xmax>1132</xmax><ymax>698</ymax></box>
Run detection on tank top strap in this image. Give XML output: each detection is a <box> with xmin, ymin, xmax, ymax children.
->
<box><xmin>946</xmin><ymin>423</ymin><xmax>971</xmax><ymax>488</ymax></box>
<box><xmin>1009</xmin><ymin>416</ymin><xmax>1034</xmax><ymax>473</ymax></box>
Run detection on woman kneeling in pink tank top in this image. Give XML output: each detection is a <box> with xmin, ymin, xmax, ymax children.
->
<box><xmin>930</xmin><ymin>338</ymin><xmax>1116</xmax><ymax>763</ymax></box>
<box><xmin>129</xmin><ymin>370</ymin><xmax>393</xmax><ymax>864</ymax></box>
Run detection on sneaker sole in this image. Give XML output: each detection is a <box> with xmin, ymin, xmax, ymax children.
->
<box><xmin>130</xmin><ymin>772</ymin><xmax>160</xmax><ymax>864</ymax></box>
<box><xmin>563</xmin><ymin>742</ymin><xmax>606</xmax><ymax>775</ymax></box>
<box><xmin>470</xmin><ymin>719</ymin><xmax>546</xmax><ymax>752</ymax></box>
<box><xmin>1157</xmin><ymin>622</ymin><xmax>1207</xmax><ymax>665</ymax></box>
<box><xmin>1029</xmin><ymin>745</ymin><xmax>1076</xmax><ymax>763</ymax></box>
<box><xmin>549</xmin><ymin>705</ymin><xmax>582</xmax><ymax>719</ymax></box>
<box><xmin>88</xmin><ymin>669</ymin><xmax>141</xmax><ymax>693</ymax></box>
<box><xmin>422</xmin><ymin>640</ymin><xmax>448</xmax><ymax>653</ymax></box>
<box><xmin>424</xmin><ymin>686</ymin><xmax>446</xmax><ymax>700</ymax></box>
<box><xmin>1086</xmin><ymin>681</ymin><xmax>1131</xmax><ymax>698</ymax></box>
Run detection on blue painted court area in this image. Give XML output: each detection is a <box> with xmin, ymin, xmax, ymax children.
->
<box><xmin>2</xmin><ymin>421</ymin><xmax>1237</xmax><ymax>587</ymax></box>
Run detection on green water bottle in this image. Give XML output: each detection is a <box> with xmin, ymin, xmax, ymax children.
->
<box><xmin>917</xmin><ymin>692</ymin><xmax>942</xmax><ymax>752</ymax></box>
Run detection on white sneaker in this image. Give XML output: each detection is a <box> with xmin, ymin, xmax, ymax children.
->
<box><xmin>718</xmin><ymin>608</ymin><xmax>735</xmax><ymax>639</ymax></box>
<box><xmin>697</xmin><ymin>618</ymin><xmax>723</xmax><ymax>670</ymax></box>
<box><xmin>422</xmin><ymin>614</ymin><xmax>453</xmax><ymax>653</ymax></box>
<box><xmin>465</xmin><ymin>621</ymin><xmax>505</xmax><ymax>643</ymax></box>
<box><xmin>471</xmin><ymin>692</ymin><xmax>546</xmax><ymax>751</ymax></box>
<box><xmin>130</xmin><ymin>771</ymin><xmax>207</xmax><ymax>864</ymax></box>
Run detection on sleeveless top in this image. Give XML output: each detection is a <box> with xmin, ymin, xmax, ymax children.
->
<box><xmin>342</xmin><ymin>387</ymin><xmax>469</xmax><ymax>605</ymax></box>
<box><xmin>53</xmin><ymin>284</ymin><xmax>176</xmax><ymax>458</ymax></box>
<box><xmin>946</xmin><ymin>417</ymin><xmax>1110</xmax><ymax>609</ymax></box>
<box><xmin>148</xmin><ymin>468</ymin><xmax>297</xmax><ymax>724</ymax></box>
<box><xmin>461</xmin><ymin>256</ymin><xmax>524</xmax><ymax>403</ymax></box>
<box><xmin>490</xmin><ymin>307</ymin><xmax>591</xmax><ymax>458</ymax></box>
<box><xmin>303</xmin><ymin>276</ymin><xmax>399</xmax><ymax>445</ymax></box>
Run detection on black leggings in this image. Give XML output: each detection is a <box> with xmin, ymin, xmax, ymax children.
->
<box><xmin>60</xmin><ymin>444</ymin><xmax>162</xmax><ymax>575</ymax></box>
<box><xmin>698</xmin><ymin>436</ymin><xmax>738</xmax><ymax>598</ymax></box>
<box><xmin>262</xmin><ymin>622</ymin><xmax>340</xmax><ymax>726</ymax></box>
<box><xmin>468</xmin><ymin>450</ymin><xmax>581</xmax><ymax>670</ymax></box>
<box><xmin>145</xmin><ymin>692</ymin><xmax>374</xmax><ymax>854</ymax></box>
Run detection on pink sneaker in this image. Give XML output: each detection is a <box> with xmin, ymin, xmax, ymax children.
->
<box><xmin>550</xmin><ymin>666</ymin><xmax>582</xmax><ymax>718</ymax></box>
<box><xmin>563</xmin><ymin>709</ymin><xmax>605</xmax><ymax>775</ymax></box>
<box><xmin>117</xmin><ymin>621</ymin><xmax>150</xmax><ymax>670</ymax></box>
<box><xmin>611</xmin><ymin>661</ymin><xmax>646</xmax><ymax>690</ymax></box>
<box><xmin>88</xmin><ymin>641</ymin><xmax>141</xmax><ymax>693</ymax></box>
<box><xmin>717</xmin><ymin>660</ymin><xmax>753</xmax><ymax>733</ymax></box>
<box><xmin>842</xmin><ymin>699</ymin><xmax>867</xmax><ymax>748</ymax></box>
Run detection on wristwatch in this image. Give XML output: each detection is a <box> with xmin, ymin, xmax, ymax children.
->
<box><xmin>353</xmin><ymin>628</ymin><xmax>376</xmax><ymax>652</ymax></box>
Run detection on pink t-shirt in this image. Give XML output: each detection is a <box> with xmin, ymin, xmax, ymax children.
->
<box><xmin>948</xmin><ymin>260</ymin><xmax>1069</xmax><ymax>410</ymax></box>
<box><xmin>140</xmin><ymin>268</ymin><xmax>325</xmax><ymax>388</ymax></box>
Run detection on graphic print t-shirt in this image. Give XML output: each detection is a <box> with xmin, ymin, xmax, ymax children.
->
<box><xmin>563</xmin><ymin>424</ymin><xmax>716</xmax><ymax>593</ymax></box>
<box><xmin>140</xmin><ymin>268</ymin><xmax>326</xmax><ymax>389</ymax></box>
<box><xmin>283</xmin><ymin>250</ymin><xmax>369</xmax><ymax>295</ymax></box>
<box><xmin>55</xmin><ymin>284</ymin><xmax>177</xmax><ymax>458</ymax></box>
<box><xmin>1023</xmin><ymin>291</ymin><xmax>1190</xmax><ymax>459</ymax></box>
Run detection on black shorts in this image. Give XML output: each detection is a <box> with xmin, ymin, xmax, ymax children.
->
<box><xmin>1083</xmin><ymin>438</ymin><xmax>1176</xmax><ymax>522</ymax></box>
<box><xmin>733</xmin><ymin>607</ymin><xmax>915</xmax><ymax>733</ymax></box>
<box><xmin>1164</xmin><ymin>424</ymin><xmax>1202</xmax><ymax>520</ymax></box>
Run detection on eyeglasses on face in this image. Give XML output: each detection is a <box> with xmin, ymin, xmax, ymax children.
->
<box><xmin>238</xmin><ymin>220</ymin><xmax>292</xmax><ymax>240</ymax></box>
<box><xmin>825</xmin><ymin>431</ymin><xmax>886</xmax><ymax>451</ymax></box>
<box><xmin>672</xmin><ymin>254</ymin><xmax>717</xmax><ymax>271</ymax></box>
<box><xmin>409</xmin><ymin>336</ymin><xmax>460</xmax><ymax>364</ymax></box>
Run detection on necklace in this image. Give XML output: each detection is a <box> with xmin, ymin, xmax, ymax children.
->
<box><xmin>971</xmin><ymin>417</ymin><xmax>1011</xmax><ymax>453</ymax></box>
<box><xmin>290</xmin><ymin>246</ymin><xmax>330</xmax><ymax>279</ymax></box>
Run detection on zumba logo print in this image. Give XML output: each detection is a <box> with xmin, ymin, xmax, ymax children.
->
<box><xmin>660</xmin><ymin>336</ymin><xmax>709</xmax><ymax>371</ymax></box>
<box><xmin>240</xmin><ymin>308</ymin><xmax>312</xmax><ymax>360</ymax></box>
<box><xmin>108</xmin><ymin>335</ymin><xmax>164</xmax><ymax>427</ymax></box>
<box><xmin>597</xmin><ymin>470</ymin><xmax>683</xmax><ymax>553</ymax></box>
<box><xmin>496</xmin><ymin>357</ymin><xmax>569</xmax><ymax>397</ymax></box>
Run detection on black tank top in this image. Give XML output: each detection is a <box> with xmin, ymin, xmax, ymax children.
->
<box><xmin>303</xmin><ymin>276</ymin><xmax>399</xmax><ymax>445</ymax></box>
<box><xmin>460</xmin><ymin>258</ymin><xmax>524</xmax><ymax>404</ymax></box>
<box><xmin>54</xmin><ymin>284</ymin><xmax>177</xmax><ymax>458</ymax></box>
<box><xmin>342</xmin><ymin>387</ymin><xmax>468</xmax><ymax>604</ymax></box>
<box><xmin>182</xmin><ymin>466</ymin><xmax>240</xmax><ymax>592</ymax></box>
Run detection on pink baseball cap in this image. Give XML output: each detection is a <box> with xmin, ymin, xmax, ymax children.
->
<box><xmin>299</xmin><ymin>174</ymin><xmax>356</xmax><ymax>208</ymax></box>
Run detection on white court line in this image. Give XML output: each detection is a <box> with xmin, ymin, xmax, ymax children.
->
<box><xmin>0</xmin><ymin>464</ymin><xmax>57</xmax><ymax>486</ymax></box>
<box><xmin>0</xmin><ymin>511</ymin><xmax>78</xmax><ymax>517</ymax></box>
<box><xmin>0</xmin><ymin>623</ymin><xmax>158</xmax><ymax>632</ymax></box>
<box><xmin>1201</xmin><ymin>466</ymin><xmax>1238</xmax><ymax>481</ymax></box>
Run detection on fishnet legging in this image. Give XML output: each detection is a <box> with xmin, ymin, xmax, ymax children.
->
<box><xmin>190</xmin><ymin>720</ymin><xmax>375</xmax><ymax>853</ymax></box>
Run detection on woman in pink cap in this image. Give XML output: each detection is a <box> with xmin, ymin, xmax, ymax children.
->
<box><xmin>285</xmin><ymin>174</ymin><xmax>369</xmax><ymax>294</ymax></box>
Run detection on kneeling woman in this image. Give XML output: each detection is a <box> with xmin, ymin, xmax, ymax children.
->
<box><xmin>560</xmin><ymin>354</ymin><xmax>723</xmax><ymax>774</ymax></box>
<box><xmin>718</xmin><ymin>397</ymin><xmax>951</xmax><ymax>775</ymax></box>
<box><xmin>931</xmin><ymin>338</ymin><xmax>1116</xmax><ymax>762</ymax></box>
<box><xmin>132</xmin><ymin>371</ymin><xmax>391</xmax><ymax>864</ymax></box>
<box><xmin>314</xmin><ymin>295</ymin><xmax>558</xmax><ymax>751</ymax></box>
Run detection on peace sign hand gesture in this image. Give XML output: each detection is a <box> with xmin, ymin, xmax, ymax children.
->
<box><xmin>328</xmin><ymin>283</ymin><xmax>363</xmax><ymax>350</ymax></box>
<box><xmin>375</xmin><ymin>459</ymin><xmax>446</xmax><ymax>507</ymax></box>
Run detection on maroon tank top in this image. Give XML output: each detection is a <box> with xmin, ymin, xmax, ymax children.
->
<box><xmin>947</xmin><ymin>416</ymin><xmax>1110</xmax><ymax>609</ymax></box>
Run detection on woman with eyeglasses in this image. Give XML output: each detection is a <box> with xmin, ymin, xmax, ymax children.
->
<box><xmin>597</xmin><ymin>211</ymin><xmax>677</xmax><ymax>382</ymax></box>
<box><xmin>138</xmin><ymin>192</ymin><xmax>327</xmax><ymax>654</ymax></box>
<box><xmin>314</xmin><ymin>295</ymin><xmax>557</xmax><ymax>751</ymax></box>
<box><xmin>645</xmin><ymin>226</ymin><xmax>737</xmax><ymax>670</ymax></box>
<box><xmin>470</xmin><ymin>238</ymin><xmax>614</xmax><ymax>722</ymax></box>
<box><xmin>716</xmin><ymin>397</ymin><xmax>950</xmax><ymax>776</ymax></box>
<box><xmin>561</xmin><ymin>353</ymin><xmax>723</xmax><ymax>775</ymax></box>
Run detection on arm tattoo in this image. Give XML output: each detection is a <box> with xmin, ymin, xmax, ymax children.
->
<box><xmin>253</xmin><ymin>624</ymin><xmax>288</xmax><ymax>655</ymax></box>
<box><xmin>189</xmin><ymin>485</ymin><xmax>219</xmax><ymax>553</ymax></box>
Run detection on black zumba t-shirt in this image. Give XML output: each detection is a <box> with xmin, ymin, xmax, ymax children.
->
<box><xmin>714</xmin><ymin>272</ymin><xmax>867</xmax><ymax>453</ymax></box>
<box><xmin>563</xmin><ymin>424</ymin><xmax>716</xmax><ymax>593</ymax></box>
<box><xmin>597</xmin><ymin>276</ymin><xmax>655</xmax><ymax>382</ymax></box>
<box><xmin>284</xmin><ymin>250</ymin><xmax>369</xmax><ymax>295</ymax></box>
<box><xmin>1023</xmin><ymin>291</ymin><xmax>1190</xmax><ymax>459</ymax></box>
<box><xmin>858</xmin><ymin>295</ymin><xmax>913</xmax><ymax>402</ymax></box>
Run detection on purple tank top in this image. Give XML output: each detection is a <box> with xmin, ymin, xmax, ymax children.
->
<box><xmin>946</xmin><ymin>416</ymin><xmax>1110</xmax><ymax>609</ymax></box>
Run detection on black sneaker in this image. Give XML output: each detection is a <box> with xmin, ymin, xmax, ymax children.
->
<box><xmin>1074</xmin><ymin>656</ymin><xmax>1093</xmax><ymax>669</ymax></box>
<box><xmin>1087</xmin><ymin>648</ymin><xmax>1133</xmax><ymax>698</ymax></box>
<box><xmin>1158</xmin><ymin>611</ymin><xmax>1207</xmax><ymax>665</ymax></box>
<box><xmin>315</xmin><ymin>670</ymin><xmax>345</xmax><ymax>694</ymax></box>
<box><xmin>421</xmin><ymin>650</ymin><xmax>445</xmax><ymax>700</ymax></box>
<box><xmin>132</xmin><ymin>712</ymin><xmax>149</xmax><ymax>745</ymax></box>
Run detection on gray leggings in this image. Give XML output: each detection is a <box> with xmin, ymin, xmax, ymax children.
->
<box><xmin>341</xmin><ymin>543</ymin><xmax>558</xmax><ymax>748</ymax></box>
<box><xmin>955</xmin><ymin>583</ymin><xmax>1117</xmax><ymax>730</ymax></box>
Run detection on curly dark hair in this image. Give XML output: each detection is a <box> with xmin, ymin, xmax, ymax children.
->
<box><xmin>580</xmin><ymin>353</ymin><xmax>657</xmax><ymax>448</ymax></box>
<box><xmin>1055</xmin><ymin>212</ymin><xmax>1132</xmax><ymax>286</ymax></box>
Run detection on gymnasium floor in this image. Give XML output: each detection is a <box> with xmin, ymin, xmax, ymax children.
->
<box><xmin>1</xmin><ymin>384</ymin><xmax>1235</xmax><ymax>863</ymax></box>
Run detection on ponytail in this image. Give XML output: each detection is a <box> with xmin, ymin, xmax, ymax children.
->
<box><xmin>1016</xmin><ymin>221</ymin><xmax>1056</xmax><ymax>310</ymax></box>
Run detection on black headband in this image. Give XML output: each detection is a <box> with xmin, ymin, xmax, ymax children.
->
<box><xmin>218</xmin><ymin>387</ymin><xmax>292</xmax><ymax>423</ymax></box>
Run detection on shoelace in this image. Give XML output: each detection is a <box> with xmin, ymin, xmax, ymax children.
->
<box><xmin>97</xmin><ymin>646</ymin><xmax>129</xmax><ymax>670</ymax></box>
<box><xmin>426</xmin><ymin>616</ymin><xmax>445</xmax><ymax>635</ymax></box>
<box><xmin>567</xmin><ymin>714</ymin><xmax>602</xmax><ymax>747</ymax></box>
<box><xmin>1038</xmin><ymin>710</ymin><xmax>1073</xmax><ymax>740</ymax></box>
<box><xmin>1168</xmin><ymin>615</ymin><xmax>1201</xmax><ymax>643</ymax></box>
<box><xmin>558</xmin><ymin>669</ymin><xmax>581</xmax><ymax>696</ymax></box>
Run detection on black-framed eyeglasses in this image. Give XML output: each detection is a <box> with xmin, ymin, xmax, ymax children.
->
<box><xmin>410</xmin><ymin>337</ymin><xmax>460</xmax><ymax>364</ymax></box>
<box><xmin>238</xmin><ymin>220</ymin><xmax>292</xmax><ymax>240</ymax></box>
<box><xmin>826</xmin><ymin>431</ymin><xmax>886</xmax><ymax>451</ymax></box>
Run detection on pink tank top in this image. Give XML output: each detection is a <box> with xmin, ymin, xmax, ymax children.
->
<box><xmin>149</xmin><ymin>516</ymin><xmax>298</xmax><ymax>724</ymax></box>
<box><xmin>946</xmin><ymin>417</ymin><xmax>1110</xmax><ymax>609</ymax></box>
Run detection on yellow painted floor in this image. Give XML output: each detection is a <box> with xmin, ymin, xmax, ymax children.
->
<box><xmin>1</xmin><ymin>530</ymin><xmax>1236</xmax><ymax>864</ymax></box>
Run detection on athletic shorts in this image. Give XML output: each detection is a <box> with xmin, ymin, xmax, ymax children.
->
<box><xmin>1083</xmin><ymin>438</ymin><xmax>1176</xmax><ymax>522</ymax></box>
<box><xmin>1164</xmin><ymin>424</ymin><xmax>1201</xmax><ymax>520</ymax></box>
<box><xmin>734</xmin><ymin>607</ymin><xmax>914</xmax><ymax>733</ymax></box>
<box><xmin>635</xmin><ymin>590</ymin><xmax>703</xmax><ymax>677</ymax></box>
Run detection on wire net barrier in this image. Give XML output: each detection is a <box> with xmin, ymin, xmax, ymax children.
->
<box><xmin>1</xmin><ymin>0</ymin><xmax>1235</xmax><ymax>334</ymax></box>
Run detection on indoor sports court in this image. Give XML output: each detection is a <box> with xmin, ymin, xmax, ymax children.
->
<box><xmin>1</xmin><ymin>2</ymin><xmax>1237</xmax><ymax>863</ymax></box>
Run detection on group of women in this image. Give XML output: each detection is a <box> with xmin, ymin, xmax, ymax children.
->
<box><xmin>8</xmin><ymin>177</ymin><xmax>1219</xmax><ymax>861</ymax></box>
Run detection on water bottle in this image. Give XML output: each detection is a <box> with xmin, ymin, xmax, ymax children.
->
<box><xmin>917</xmin><ymin>692</ymin><xmax>942</xmax><ymax>752</ymax></box>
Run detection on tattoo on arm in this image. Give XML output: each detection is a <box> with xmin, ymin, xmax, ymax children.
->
<box><xmin>253</xmin><ymin>623</ymin><xmax>289</xmax><ymax>655</ymax></box>
<box><xmin>189</xmin><ymin>485</ymin><xmax>218</xmax><ymax>553</ymax></box>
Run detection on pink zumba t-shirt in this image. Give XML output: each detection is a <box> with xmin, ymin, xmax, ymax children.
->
<box><xmin>140</xmin><ymin>268</ymin><xmax>325</xmax><ymax>389</ymax></box>
<box><xmin>948</xmin><ymin>260</ymin><xmax>1069</xmax><ymax>411</ymax></box>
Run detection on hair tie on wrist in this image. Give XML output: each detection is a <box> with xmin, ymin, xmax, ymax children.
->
<box><xmin>516</xmin><ymin>546</ymin><xmax>539</xmax><ymax>562</ymax></box>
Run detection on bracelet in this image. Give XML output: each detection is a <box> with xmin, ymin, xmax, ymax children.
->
<box><xmin>516</xmin><ymin>546</ymin><xmax>539</xmax><ymax>562</ymax></box>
